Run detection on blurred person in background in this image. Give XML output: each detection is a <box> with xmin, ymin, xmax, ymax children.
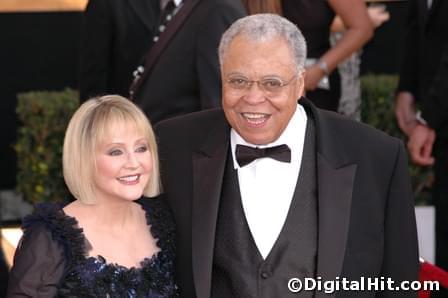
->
<box><xmin>129</xmin><ymin>0</ymin><xmax>245</xmax><ymax>124</ymax></box>
<box><xmin>395</xmin><ymin>1</ymin><xmax>448</xmax><ymax>297</ymax></box>
<box><xmin>79</xmin><ymin>0</ymin><xmax>160</xmax><ymax>102</ymax></box>
<box><xmin>242</xmin><ymin>0</ymin><xmax>382</xmax><ymax>116</ymax></box>
<box><xmin>281</xmin><ymin>0</ymin><xmax>373</xmax><ymax>111</ymax></box>
<box><xmin>332</xmin><ymin>4</ymin><xmax>390</xmax><ymax>120</ymax></box>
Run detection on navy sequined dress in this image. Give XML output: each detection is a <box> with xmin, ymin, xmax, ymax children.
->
<box><xmin>7</xmin><ymin>197</ymin><xmax>178</xmax><ymax>297</ymax></box>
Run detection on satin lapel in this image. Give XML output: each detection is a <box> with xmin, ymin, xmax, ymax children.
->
<box><xmin>315</xmin><ymin>156</ymin><xmax>356</xmax><ymax>298</ymax></box>
<box><xmin>300</xmin><ymin>98</ymin><xmax>356</xmax><ymax>298</ymax></box>
<box><xmin>128</xmin><ymin>0</ymin><xmax>158</xmax><ymax>32</ymax></box>
<box><xmin>191</xmin><ymin>118</ymin><xmax>229</xmax><ymax>298</ymax></box>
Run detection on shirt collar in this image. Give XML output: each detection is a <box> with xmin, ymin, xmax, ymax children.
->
<box><xmin>230</xmin><ymin>104</ymin><xmax>307</xmax><ymax>169</ymax></box>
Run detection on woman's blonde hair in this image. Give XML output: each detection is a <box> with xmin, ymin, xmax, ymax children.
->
<box><xmin>63</xmin><ymin>95</ymin><xmax>161</xmax><ymax>204</ymax></box>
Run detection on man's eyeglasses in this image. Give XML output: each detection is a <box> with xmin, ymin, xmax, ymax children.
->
<box><xmin>225</xmin><ymin>74</ymin><xmax>298</xmax><ymax>96</ymax></box>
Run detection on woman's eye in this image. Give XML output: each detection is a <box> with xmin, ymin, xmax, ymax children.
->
<box><xmin>136</xmin><ymin>146</ymin><xmax>148</xmax><ymax>153</ymax></box>
<box><xmin>108</xmin><ymin>149</ymin><xmax>123</xmax><ymax>156</ymax></box>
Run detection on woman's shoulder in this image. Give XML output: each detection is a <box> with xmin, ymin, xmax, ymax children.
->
<box><xmin>22</xmin><ymin>201</ymin><xmax>86</xmax><ymax>262</ymax></box>
<box><xmin>8</xmin><ymin>204</ymin><xmax>69</xmax><ymax>298</ymax></box>
<box><xmin>23</xmin><ymin>202</ymin><xmax>66</xmax><ymax>232</ymax></box>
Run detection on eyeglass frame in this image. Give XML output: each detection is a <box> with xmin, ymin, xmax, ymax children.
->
<box><xmin>223</xmin><ymin>73</ymin><xmax>300</xmax><ymax>96</ymax></box>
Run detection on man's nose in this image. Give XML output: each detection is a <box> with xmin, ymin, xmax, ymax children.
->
<box><xmin>244</xmin><ymin>82</ymin><xmax>266</xmax><ymax>104</ymax></box>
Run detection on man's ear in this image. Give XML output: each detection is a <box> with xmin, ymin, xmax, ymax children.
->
<box><xmin>295</xmin><ymin>74</ymin><xmax>305</xmax><ymax>98</ymax></box>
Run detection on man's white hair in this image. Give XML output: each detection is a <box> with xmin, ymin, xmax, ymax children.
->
<box><xmin>218</xmin><ymin>13</ymin><xmax>307</xmax><ymax>74</ymax></box>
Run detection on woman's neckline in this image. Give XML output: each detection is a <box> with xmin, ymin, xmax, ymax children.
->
<box><xmin>60</xmin><ymin>199</ymin><xmax>161</xmax><ymax>270</ymax></box>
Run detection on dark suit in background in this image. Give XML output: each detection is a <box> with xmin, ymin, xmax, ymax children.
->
<box><xmin>396</xmin><ymin>0</ymin><xmax>448</xmax><ymax>287</ymax></box>
<box><xmin>397</xmin><ymin>0</ymin><xmax>448</xmax><ymax>137</ymax></box>
<box><xmin>131</xmin><ymin>0</ymin><xmax>245</xmax><ymax>124</ymax></box>
<box><xmin>79</xmin><ymin>0</ymin><xmax>160</xmax><ymax>101</ymax></box>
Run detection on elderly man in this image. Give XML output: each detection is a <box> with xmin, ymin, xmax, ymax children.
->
<box><xmin>157</xmin><ymin>14</ymin><xmax>418</xmax><ymax>298</ymax></box>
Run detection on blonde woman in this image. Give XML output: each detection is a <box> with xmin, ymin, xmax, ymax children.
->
<box><xmin>7</xmin><ymin>95</ymin><xmax>177</xmax><ymax>297</ymax></box>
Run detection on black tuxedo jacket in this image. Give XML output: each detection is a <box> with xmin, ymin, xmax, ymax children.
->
<box><xmin>131</xmin><ymin>0</ymin><xmax>245</xmax><ymax>124</ymax></box>
<box><xmin>79</xmin><ymin>0</ymin><xmax>160</xmax><ymax>101</ymax></box>
<box><xmin>397</xmin><ymin>0</ymin><xmax>448</xmax><ymax>137</ymax></box>
<box><xmin>156</xmin><ymin>99</ymin><xmax>419</xmax><ymax>298</ymax></box>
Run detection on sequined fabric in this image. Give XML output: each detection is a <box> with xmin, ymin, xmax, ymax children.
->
<box><xmin>22</xmin><ymin>198</ymin><xmax>178</xmax><ymax>297</ymax></box>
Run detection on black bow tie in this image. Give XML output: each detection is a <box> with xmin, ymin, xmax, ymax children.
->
<box><xmin>235</xmin><ymin>144</ymin><xmax>291</xmax><ymax>167</ymax></box>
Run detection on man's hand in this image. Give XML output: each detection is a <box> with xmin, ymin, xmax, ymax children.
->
<box><xmin>407</xmin><ymin>124</ymin><xmax>436</xmax><ymax>166</ymax></box>
<box><xmin>395</xmin><ymin>91</ymin><xmax>417</xmax><ymax>136</ymax></box>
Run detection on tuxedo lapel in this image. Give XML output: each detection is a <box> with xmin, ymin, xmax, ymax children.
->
<box><xmin>315</xmin><ymin>156</ymin><xmax>356</xmax><ymax>298</ymax></box>
<box><xmin>128</xmin><ymin>0</ymin><xmax>159</xmax><ymax>32</ymax></box>
<box><xmin>191</xmin><ymin>116</ymin><xmax>230</xmax><ymax>298</ymax></box>
<box><xmin>301</xmin><ymin>99</ymin><xmax>357</xmax><ymax>298</ymax></box>
<box><xmin>189</xmin><ymin>101</ymin><xmax>357</xmax><ymax>297</ymax></box>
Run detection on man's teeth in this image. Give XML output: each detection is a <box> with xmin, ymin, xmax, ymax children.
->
<box><xmin>118</xmin><ymin>175</ymin><xmax>139</xmax><ymax>182</ymax></box>
<box><xmin>242</xmin><ymin>113</ymin><xmax>268</xmax><ymax>124</ymax></box>
<box><xmin>243</xmin><ymin>113</ymin><xmax>266</xmax><ymax>119</ymax></box>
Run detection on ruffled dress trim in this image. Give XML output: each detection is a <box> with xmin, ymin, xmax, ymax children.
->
<box><xmin>22</xmin><ymin>202</ymin><xmax>86</xmax><ymax>268</ymax></box>
<box><xmin>22</xmin><ymin>197</ymin><xmax>178</xmax><ymax>297</ymax></box>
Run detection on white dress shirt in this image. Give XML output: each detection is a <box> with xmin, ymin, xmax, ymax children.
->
<box><xmin>230</xmin><ymin>104</ymin><xmax>308</xmax><ymax>259</ymax></box>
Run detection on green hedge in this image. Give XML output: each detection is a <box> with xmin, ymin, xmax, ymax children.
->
<box><xmin>15</xmin><ymin>89</ymin><xmax>79</xmax><ymax>204</ymax></box>
<box><xmin>361</xmin><ymin>74</ymin><xmax>433</xmax><ymax>205</ymax></box>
